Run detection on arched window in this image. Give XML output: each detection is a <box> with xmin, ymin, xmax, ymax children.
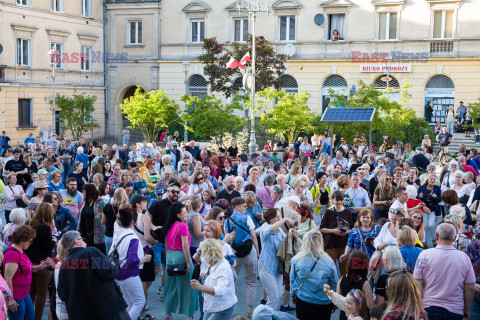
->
<box><xmin>321</xmin><ymin>74</ymin><xmax>347</xmax><ymax>111</ymax></box>
<box><xmin>187</xmin><ymin>74</ymin><xmax>207</xmax><ymax>99</ymax></box>
<box><xmin>425</xmin><ymin>74</ymin><xmax>454</xmax><ymax>89</ymax></box>
<box><xmin>424</xmin><ymin>75</ymin><xmax>455</xmax><ymax>124</ymax></box>
<box><xmin>373</xmin><ymin>74</ymin><xmax>400</xmax><ymax>88</ymax></box>
<box><xmin>279</xmin><ymin>75</ymin><xmax>298</xmax><ymax>94</ymax></box>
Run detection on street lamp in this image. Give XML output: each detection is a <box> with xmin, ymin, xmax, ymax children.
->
<box><xmin>183</xmin><ymin>61</ymin><xmax>190</xmax><ymax>144</ymax></box>
<box><xmin>48</xmin><ymin>50</ymin><xmax>60</xmax><ymax>153</ymax></box>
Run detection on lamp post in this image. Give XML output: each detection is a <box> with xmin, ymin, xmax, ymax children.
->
<box><xmin>48</xmin><ymin>50</ymin><xmax>60</xmax><ymax>153</ymax></box>
<box><xmin>183</xmin><ymin>61</ymin><xmax>190</xmax><ymax>144</ymax></box>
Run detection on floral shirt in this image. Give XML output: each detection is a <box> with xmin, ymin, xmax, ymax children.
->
<box><xmin>382</xmin><ymin>304</ymin><xmax>427</xmax><ymax>320</ymax></box>
<box><xmin>93</xmin><ymin>198</ymin><xmax>106</xmax><ymax>244</ymax></box>
<box><xmin>341</xmin><ymin>191</ymin><xmax>354</xmax><ymax>209</ymax></box>
<box><xmin>2</xmin><ymin>223</ymin><xmax>19</xmax><ymax>246</ymax></box>
<box><xmin>346</xmin><ymin>225</ymin><xmax>381</xmax><ymax>259</ymax></box>
<box><xmin>465</xmin><ymin>240</ymin><xmax>480</xmax><ymax>303</ymax></box>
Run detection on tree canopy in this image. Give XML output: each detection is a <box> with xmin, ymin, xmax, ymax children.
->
<box><xmin>56</xmin><ymin>90</ymin><xmax>99</xmax><ymax>140</ymax></box>
<box><xmin>120</xmin><ymin>87</ymin><xmax>180</xmax><ymax>142</ymax></box>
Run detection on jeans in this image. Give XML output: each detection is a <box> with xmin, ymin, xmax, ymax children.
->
<box><xmin>426</xmin><ymin>306</ymin><xmax>463</xmax><ymax>320</ymax></box>
<box><xmin>104</xmin><ymin>236</ymin><xmax>113</xmax><ymax>255</ymax></box>
<box><xmin>118</xmin><ymin>276</ymin><xmax>146</xmax><ymax>320</ymax></box>
<box><xmin>426</xmin><ymin>115</ymin><xmax>432</xmax><ymax>123</ymax></box>
<box><xmin>259</xmin><ymin>265</ymin><xmax>283</xmax><ymax>311</ymax></box>
<box><xmin>424</xmin><ymin>212</ymin><xmax>437</xmax><ymax>247</ymax></box>
<box><xmin>295</xmin><ymin>298</ymin><xmax>333</xmax><ymax>320</ymax></box>
<box><xmin>471</xmin><ymin>298</ymin><xmax>480</xmax><ymax>320</ymax></box>
<box><xmin>446</xmin><ymin>121</ymin><xmax>454</xmax><ymax>135</ymax></box>
<box><xmin>62</xmin><ymin>166</ymin><xmax>73</xmax><ymax>186</ymax></box>
<box><xmin>198</xmin><ymin>290</ymin><xmax>204</xmax><ymax>320</ymax></box>
<box><xmin>5</xmin><ymin>210</ymin><xmax>11</xmax><ymax>224</ymax></box>
<box><xmin>151</xmin><ymin>242</ymin><xmax>166</xmax><ymax>266</ymax></box>
<box><xmin>8</xmin><ymin>294</ymin><xmax>34</xmax><ymax>320</ymax></box>
<box><xmin>30</xmin><ymin>268</ymin><xmax>52</xmax><ymax>320</ymax></box>
<box><xmin>204</xmin><ymin>305</ymin><xmax>235</xmax><ymax>320</ymax></box>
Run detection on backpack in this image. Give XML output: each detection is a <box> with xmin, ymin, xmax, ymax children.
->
<box><xmin>107</xmin><ymin>233</ymin><xmax>133</xmax><ymax>268</ymax></box>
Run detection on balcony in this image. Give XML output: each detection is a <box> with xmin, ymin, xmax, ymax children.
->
<box><xmin>430</xmin><ymin>40</ymin><xmax>454</xmax><ymax>53</ymax></box>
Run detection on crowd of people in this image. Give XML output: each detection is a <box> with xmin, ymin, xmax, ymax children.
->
<box><xmin>0</xmin><ymin>127</ymin><xmax>479</xmax><ymax>320</ymax></box>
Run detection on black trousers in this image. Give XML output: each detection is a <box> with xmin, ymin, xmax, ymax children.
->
<box><xmin>295</xmin><ymin>298</ymin><xmax>334</xmax><ymax>320</ymax></box>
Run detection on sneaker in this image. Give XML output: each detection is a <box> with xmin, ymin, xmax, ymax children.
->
<box><xmin>139</xmin><ymin>314</ymin><xmax>156</xmax><ymax>320</ymax></box>
<box><xmin>280</xmin><ymin>305</ymin><xmax>296</xmax><ymax>312</ymax></box>
<box><xmin>260</xmin><ymin>299</ymin><xmax>267</xmax><ymax>305</ymax></box>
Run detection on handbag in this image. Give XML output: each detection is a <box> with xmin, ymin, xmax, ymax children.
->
<box><xmin>292</xmin><ymin>257</ymin><xmax>319</xmax><ymax>304</ymax></box>
<box><xmin>107</xmin><ymin>233</ymin><xmax>132</xmax><ymax>267</ymax></box>
<box><xmin>9</xmin><ymin>186</ymin><xmax>27</xmax><ymax>208</ymax></box>
<box><xmin>227</xmin><ymin>218</ymin><xmax>253</xmax><ymax>258</ymax></box>
<box><xmin>166</xmin><ymin>224</ymin><xmax>188</xmax><ymax>276</ymax></box>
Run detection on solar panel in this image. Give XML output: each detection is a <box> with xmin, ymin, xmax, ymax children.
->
<box><xmin>321</xmin><ymin>107</ymin><xmax>376</xmax><ymax>123</ymax></box>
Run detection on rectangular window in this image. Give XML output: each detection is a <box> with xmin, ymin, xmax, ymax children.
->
<box><xmin>18</xmin><ymin>99</ymin><xmax>33</xmax><ymax>127</ymax></box>
<box><xmin>191</xmin><ymin>19</ymin><xmax>205</xmax><ymax>43</ymax></box>
<box><xmin>82</xmin><ymin>0</ymin><xmax>92</xmax><ymax>18</ymax></box>
<box><xmin>328</xmin><ymin>14</ymin><xmax>346</xmax><ymax>40</ymax></box>
<box><xmin>52</xmin><ymin>0</ymin><xmax>62</xmax><ymax>12</ymax></box>
<box><xmin>80</xmin><ymin>46</ymin><xmax>91</xmax><ymax>71</ymax></box>
<box><xmin>50</xmin><ymin>43</ymin><xmax>64</xmax><ymax>69</ymax></box>
<box><xmin>234</xmin><ymin>19</ymin><xmax>248</xmax><ymax>42</ymax></box>
<box><xmin>16</xmin><ymin>0</ymin><xmax>28</xmax><ymax>6</ymax></box>
<box><xmin>279</xmin><ymin>16</ymin><xmax>295</xmax><ymax>41</ymax></box>
<box><xmin>433</xmin><ymin>10</ymin><xmax>453</xmax><ymax>39</ymax></box>
<box><xmin>378</xmin><ymin>12</ymin><xmax>397</xmax><ymax>40</ymax></box>
<box><xmin>17</xmin><ymin>39</ymin><xmax>31</xmax><ymax>67</ymax></box>
<box><xmin>128</xmin><ymin>21</ymin><xmax>143</xmax><ymax>45</ymax></box>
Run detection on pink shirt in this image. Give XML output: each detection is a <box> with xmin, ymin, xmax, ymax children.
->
<box><xmin>413</xmin><ymin>245</ymin><xmax>475</xmax><ymax>315</ymax></box>
<box><xmin>166</xmin><ymin>222</ymin><xmax>191</xmax><ymax>250</ymax></box>
<box><xmin>3</xmin><ymin>246</ymin><xmax>32</xmax><ymax>300</ymax></box>
<box><xmin>257</xmin><ymin>186</ymin><xmax>275</xmax><ymax>209</ymax></box>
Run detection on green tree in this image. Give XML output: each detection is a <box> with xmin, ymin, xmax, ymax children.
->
<box><xmin>327</xmin><ymin>80</ymin><xmax>431</xmax><ymax>146</ymax></box>
<box><xmin>180</xmin><ymin>94</ymin><xmax>245</xmax><ymax>139</ymax></box>
<box><xmin>468</xmin><ymin>99</ymin><xmax>480</xmax><ymax>131</ymax></box>
<box><xmin>256</xmin><ymin>88</ymin><xmax>317</xmax><ymax>143</ymax></box>
<box><xmin>56</xmin><ymin>90</ymin><xmax>99</xmax><ymax>140</ymax></box>
<box><xmin>198</xmin><ymin>36</ymin><xmax>287</xmax><ymax>98</ymax></box>
<box><xmin>120</xmin><ymin>87</ymin><xmax>180</xmax><ymax>142</ymax></box>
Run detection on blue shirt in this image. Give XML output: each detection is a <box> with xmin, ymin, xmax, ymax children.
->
<box><xmin>0</xmin><ymin>136</ymin><xmax>10</xmax><ymax>147</ymax></box>
<box><xmin>75</xmin><ymin>153</ymin><xmax>89</xmax><ymax>168</ymax></box>
<box><xmin>258</xmin><ymin>225</ymin><xmax>286</xmax><ymax>277</ymax></box>
<box><xmin>208</xmin><ymin>176</ymin><xmax>219</xmax><ymax>190</ymax></box>
<box><xmin>48</xmin><ymin>182</ymin><xmax>65</xmax><ymax>192</ymax></box>
<box><xmin>246</xmin><ymin>203</ymin><xmax>262</xmax><ymax>229</ymax></box>
<box><xmin>24</xmin><ymin>137</ymin><xmax>34</xmax><ymax>145</ymax></box>
<box><xmin>290</xmin><ymin>255</ymin><xmax>338</xmax><ymax>305</ymax></box>
<box><xmin>347</xmin><ymin>187</ymin><xmax>371</xmax><ymax>213</ymax></box>
<box><xmin>399</xmin><ymin>245</ymin><xmax>423</xmax><ymax>271</ymax></box>
<box><xmin>321</xmin><ymin>139</ymin><xmax>331</xmax><ymax>154</ymax></box>
<box><xmin>225</xmin><ymin>211</ymin><xmax>252</xmax><ymax>247</ymax></box>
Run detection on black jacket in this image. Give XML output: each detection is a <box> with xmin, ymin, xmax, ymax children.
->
<box><xmin>58</xmin><ymin>247</ymin><xmax>127</xmax><ymax>320</ymax></box>
<box><xmin>424</xmin><ymin>103</ymin><xmax>433</xmax><ymax>116</ymax></box>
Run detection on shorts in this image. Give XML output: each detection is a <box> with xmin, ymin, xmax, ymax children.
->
<box><xmin>139</xmin><ymin>248</ymin><xmax>156</xmax><ymax>282</ymax></box>
<box><xmin>152</xmin><ymin>242</ymin><xmax>166</xmax><ymax>266</ymax></box>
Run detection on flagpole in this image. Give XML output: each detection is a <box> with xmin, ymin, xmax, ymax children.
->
<box><xmin>248</xmin><ymin>11</ymin><xmax>257</xmax><ymax>154</ymax></box>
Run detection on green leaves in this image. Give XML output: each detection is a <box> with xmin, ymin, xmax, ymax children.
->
<box><xmin>256</xmin><ymin>88</ymin><xmax>316</xmax><ymax>143</ymax></box>
<box><xmin>180</xmin><ymin>94</ymin><xmax>245</xmax><ymax>139</ymax></box>
<box><xmin>56</xmin><ymin>90</ymin><xmax>99</xmax><ymax>140</ymax></box>
<box><xmin>120</xmin><ymin>87</ymin><xmax>180</xmax><ymax>142</ymax></box>
<box><xmin>468</xmin><ymin>99</ymin><xmax>480</xmax><ymax>131</ymax></box>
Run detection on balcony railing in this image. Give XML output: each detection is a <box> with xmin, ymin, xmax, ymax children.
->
<box><xmin>430</xmin><ymin>40</ymin><xmax>454</xmax><ymax>53</ymax></box>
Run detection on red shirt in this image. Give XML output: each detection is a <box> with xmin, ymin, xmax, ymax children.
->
<box><xmin>407</xmin><ymin>198</ymin><xmax>424</xmax><ymax>212</ymax></box>
<box><xmin>461</xmin><ymin>164</ymin><xmax>478</xmax><ymax>178</ymax></box>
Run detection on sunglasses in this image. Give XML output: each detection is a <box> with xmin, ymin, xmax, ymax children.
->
<box><xmin>125</xmin><ymin>183</ymin><xmax>134</xmax><ymax>187</ymax></box>
<box><xmin>169</xmin><ymin>190</ymin><xmax>180</xmax><ymax>194</ymax></box>
<box><xmin>412</xmin><ymin>216</ymin><xmax>422</xmax><ymax>221</ymax></box>
<box><xmin>218</xmin><ymin>216</ymin><xmax>226</xmax><ymax>220</ymax></box>
<box><xmin>76</xmin><ymin>237</ymin><xmax>86</xmax><ymax>242</ymax></box>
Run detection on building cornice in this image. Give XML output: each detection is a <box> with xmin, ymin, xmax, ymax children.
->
<box><xmin>11</xmin><ymin>24</ymin><xmax>39</xmax><ymax>33</ymax></box>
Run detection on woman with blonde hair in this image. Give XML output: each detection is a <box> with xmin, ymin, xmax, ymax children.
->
<box><xmin>187</xmin><ymin>195</ymin><xmax>205</xmax><ymax>258</ymax></box>
<box><xmin>337</xmin><ymin>175</ymin><xmax>355</xmax><ymax>210</ymax></box>
<box><xmin>160</xmin><ymin>155</ymin><xmax>175</xmax><ymax>178</ymax></box>
<box><xmin>102</xmin><ymin>187</ymin><xmax>129</xmax><ymax>254</ymax></box>
<box><xmin>444</xmin><ymin>213</ymin><xmax>470</xmax><ymax>251</ymax></box>
<box><xmin>286</xmin><ymin>163</ymin><xmax>302</xmax><ymax>185</ymax></box>
<box><xmin>290</xmin><ymin>230</ymin><xmax>338</xmax><ymax>320</ymax></box>
<box><xmin>26</xmin><ymin>203</ymin><xmax>56</xmax><ymax>320</ymax></box>
<box><xmin>382</xmin><ymin>270</ymin><xmax>427</xmax><ymax>320</ymax></box>
<box><xmin>190</xmin><ymin>239</ymin><xmax>237</xmax><ymax>320</ymax></box>
<box><xmin>397</xmin><ymin>226</ymin><xmax>423</xmax><ymax>271</ymax></box>
<box><xmin>372</xmin><ymin>173</ymin><xmax>395</xmax><ymax>221</ymax></box>
<box><xmin>373</xmin><ymin>245</ymin><xmax>406</xmax><ymax>305</ymax></box>
<box><xmin>244</xmin><ymin>167</ymin><xmax>263</xmax><ymax>189</ymax></box>
<box><xmin>143</xmin><ymin>159</ymin><xmax>161</xmax><ymax>197</ymax></box>
<box><xmin>409</xmin><ymin>209</ymin><xmax>425</xmax><ymax>245</ymax></box>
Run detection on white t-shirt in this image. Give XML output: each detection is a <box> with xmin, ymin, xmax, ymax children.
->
<box><xmin>389</xmin><ymin>199</ymin><xmax>408</xmax><ymax>218</ymax></box>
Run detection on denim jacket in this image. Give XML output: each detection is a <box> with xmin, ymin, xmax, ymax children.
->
<box><xmin>55</xmin><ymin>205</ymin><xmax>77</xmax><ymax>232</ymax></box>
<box><xmin>290</xmin><ymin>255</ymin><xmax>338</xmax><ymax>305</ymax></box>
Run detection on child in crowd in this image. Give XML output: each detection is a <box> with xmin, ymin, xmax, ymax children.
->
<box><xmin>324</xmin><ymin>284</ymin><xmax>369</xmax><ymax>320</ymax></box>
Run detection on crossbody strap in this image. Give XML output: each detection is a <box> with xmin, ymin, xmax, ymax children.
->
<box><xmin>228</xmin><ymin>217</ymin><xmax>250</xmax><ymax>234</ymax></box>
<box><xmin>294</xmin><ymin>257</ymin><xmax>319</xmax><ymax>296</ymax></box>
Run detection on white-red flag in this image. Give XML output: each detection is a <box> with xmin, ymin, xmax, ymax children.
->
<box><xmin>239</xmin><ymin>52</ymin><xmax>251</xmax><ymax>66</ymax></box>
<box><xmin>226</xmin><ymin>57</ymin><xmax>240</xmax><ymax>69</ymax></box>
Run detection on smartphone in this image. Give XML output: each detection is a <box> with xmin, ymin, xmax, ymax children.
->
<box><xmin>292</xmin><ymin>222</ymin><xmax>298</xmax><ymax>228</ymax></box>
<box><xmin>231</xmin><ymin>226</ymin><xmax>236</xmax><ymax>232</ymax></box>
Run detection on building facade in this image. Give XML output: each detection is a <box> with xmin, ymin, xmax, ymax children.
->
<box><xmin>0</xmin><ymin>0</ymin><xmax>105</xmax><ymax>144</ymax></box>
<box><xmin>107</xmin><ymin>0</ymin><xmax>480</xmax><ymax>140</ymax></box>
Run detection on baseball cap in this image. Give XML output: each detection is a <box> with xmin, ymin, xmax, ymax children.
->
<box><xmin>252</xmin><ymin>305</ymin><xmax>297</xmax><ymax>320</ymax></box>
<box><xmin>156</xmin><ymin>188</ymin><xmax>165</xmax><ymax>195</ymax></box>
<box><xmin>37</xmin><ymin>169</ymin><xmax>48</xmax><ymax>175</ymax></box>
<box><xmin>130</xmin><ymin>194</ymin><xmax>149</xmax><ymax>207</ymax></box>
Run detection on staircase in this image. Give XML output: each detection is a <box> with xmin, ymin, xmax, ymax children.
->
<box><xmin>431</xmin><ymin>132</ymin><xmax>477</xmax><ymax>163</ymax></box>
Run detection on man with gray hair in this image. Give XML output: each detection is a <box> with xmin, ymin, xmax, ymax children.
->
<box><xmin>257</xmin><ymin>173</ymin><xmax>276</xmax><ymax>209</ymax></box>
<box><xmin>58</xmin><ymin>231</ymin><xmax>129</xmax><ymax>320</ymax></box>
<box><xmin>271</xmin><ymin>184</ymin><xmax>286</xmax><ymax>209</ymax></box>
<box><xmin>413</xmin><ymin>223</ymin><xmax>475</xmax><ymax>320</ymax></box>
<box><xmin>214</xmin><ymin>175</ymin><xmax>241</xmax><ymax>204</ymax></box>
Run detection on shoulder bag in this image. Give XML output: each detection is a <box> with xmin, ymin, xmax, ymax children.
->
<box><xmin>227</xmin><ymin>218</ymin><xmax>253</xmax><ymax>258</ymax></box>
<box><xmin>9</xmin><ymin>186</ymin><xmax>27</xmax><ymax>208</ymax></box>
<box><xmin>108</xmin><ymin>233</ymin><xmax>134</xmax><ymax>268</ymax></box>
<box><xmin>292</xmin><ymin>257</ymin><xmax>319</xmax><ymax>304</ymax></box>
<box><xmin>166</xmin><ymin>224</ymin><xmax>188</xmax><ymax>276</ymax></box>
